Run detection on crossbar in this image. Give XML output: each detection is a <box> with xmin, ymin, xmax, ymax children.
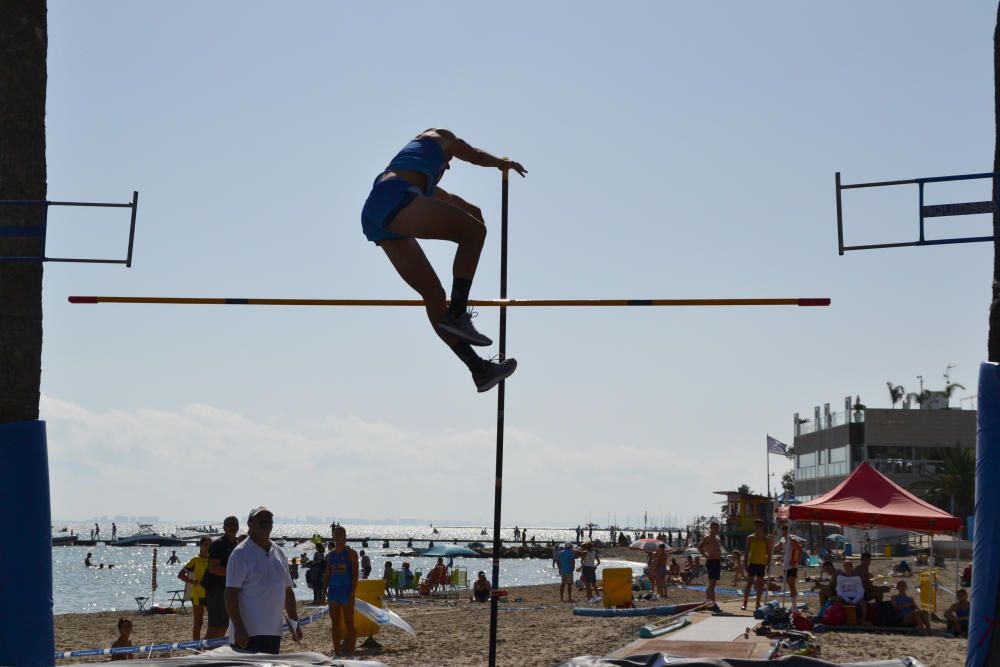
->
<box><xmin>68</xmin><ymin>296</ymin><xmax>831</xmax><ymax>307</ymax></box>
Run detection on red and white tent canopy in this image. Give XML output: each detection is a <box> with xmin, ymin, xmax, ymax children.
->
<box><xmin>784</xmin><ymin>461</ymin><xmax>961</xmax><ymax>533</ymax></box>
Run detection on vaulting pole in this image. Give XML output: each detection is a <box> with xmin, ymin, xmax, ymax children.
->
<box><xmin>487</xmin><ymin>170</ymin><xmax>509</xmax><ymax>667</ymax></box>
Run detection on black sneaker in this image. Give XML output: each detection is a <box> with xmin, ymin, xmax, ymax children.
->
<box><xmin>473</xmin><ymin>358</ymin><xmax>517</xmax><ymax>393</ymax></box>
<box><xmin>438</xmin><ymin>310</ymin><xmax>492</xmax><ymax>347</ymax></box>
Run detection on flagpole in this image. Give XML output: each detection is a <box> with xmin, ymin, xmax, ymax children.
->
<box><xmin>766</xmin><ymin>445</ymin><xmax>771</xmax><ymax>506</ymax></box>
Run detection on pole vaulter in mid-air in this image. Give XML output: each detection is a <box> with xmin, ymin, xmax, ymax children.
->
<box><xmin>360</xmin><ymin>128</ymin><xmax>526</xmax><ymax>393</ymax></box>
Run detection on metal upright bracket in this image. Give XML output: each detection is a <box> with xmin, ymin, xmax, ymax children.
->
<box><xmin>0</xmin><ymin>191</ymin><xmax>138</xmax><ymax>266</ymax></box>
<box><xmin>835</xmin><ymin>172</ymin><xmax>997</xmax><ymax>255</ymax></box>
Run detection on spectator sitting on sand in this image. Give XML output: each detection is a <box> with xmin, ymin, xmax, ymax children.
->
<box><xmin>473</xmin><ymin>571</ymin><xmax>491</xmax><ymax>602</ymax></box>
<box><xmin>110</xmin><ymin>617</ymin><xmax>134</xmax><ymax>661</ymax></box>
<box><xmin>945</xmin><ymin>588</ymin><xmax>970</xmax><ymax>637</ymax></box>
<box><xmin>892</xmin><ymin>581</ymin><xmax>930</xmax><ymax>634</ymax></box>
<box><xmin>962</xmin><ymin>564</ymin><xmax>972</xmax><ymax>588</ymax></box>
<box><xmin>668</xmin><ymin>558</ymin><xmax>684</xmax><ymax>584</ymax></box>
<box><xmin>834</xmin><ymin>561</ymin><xmax>868</xmax><ymax>624</ymax></box>
<box><xmin>892</xmin><ymin>559</ymin><xmax>912</xmax><ymax>576</ymax></box>
<box><xmin>856</xmin><ymin>552</ymin><xmax>891</xmax><ymax>602</ymax></box>
<box><xmin>429</xmin><ymin>557</ymin><xmax>449</xmax><ymax>591</ymax></box>
<box><xmin>808</xmin><ymin>561</ymin><xmax>839</xmax><ymax>607</ymax></box>
<box><xmin>681</xmin><ymin>555</ymin><xmax>695</xmax><ymax>583</ymax></box>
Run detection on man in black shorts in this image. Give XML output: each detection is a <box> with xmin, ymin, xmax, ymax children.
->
<box><xmin>742</xmin><ymin>519</ymin><xmax>772</xmax><ymax>611</ymax></box>
<box><xmin>781</xmin><ymin>524</ymin><xmax>803</xmax><ymax>609</ymax></box>
<box><xmin>698</xmin><ymin>521</ymin><xmax>724</xmax><ymax>612</ymax></box>
<box><xmin>201</xmin><ymin>516</ymin><xmax>239</xmax><ymax>639</ymax></box>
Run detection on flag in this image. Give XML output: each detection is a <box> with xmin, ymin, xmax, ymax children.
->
<box><xmin>767</xmin><ymin>435</ymin><xmax>788</xmax><ymax>456</ymax></box>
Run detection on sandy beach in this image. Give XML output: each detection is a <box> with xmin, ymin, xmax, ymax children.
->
<box><xmin>54</xmin><ymin>551</ymin><xmax>970</xmax><ymax>666</ymax></box>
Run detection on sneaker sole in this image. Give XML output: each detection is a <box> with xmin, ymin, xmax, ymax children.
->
<box><xmin>476</xmin><ymin>360</ymin><xmax>517</xmax><ymax>393</ymax></box>
<box><xmin>437</xmin><ymin>321</ymin><xmax>493</xmax><ymax>347</ymax></box>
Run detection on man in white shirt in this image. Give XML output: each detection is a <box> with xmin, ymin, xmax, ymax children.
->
<box><xmin>834</xmin><ymin>561</ymin><xmax>867</xmax><ymax>624</ymax></box>
<box><xmin>225</xmin><ymin>507</ymin><xmax>301</xmax><ymax>653</ymax></box>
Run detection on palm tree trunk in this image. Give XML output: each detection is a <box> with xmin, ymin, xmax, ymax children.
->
<box><xmin>0</xmin><ymin>3</ymin><xmax>52</xmax><ymax>665</ymax></box>
<box><xmin>0</xmin><ymin>0</ymin><xmax>47</xmax><ymax>422</ymax></box>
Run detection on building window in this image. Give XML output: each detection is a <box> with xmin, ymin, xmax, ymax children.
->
<box><xmin>868</xmin><ymin>445</ymin><xmax>914</xmax><ymax>460</ymax></box>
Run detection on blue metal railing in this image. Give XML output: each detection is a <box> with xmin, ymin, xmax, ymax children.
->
<box><xmin>835</xmin><ymin>171</ymin><xmax>998</xmax><ymax>255</ymax></box>
<box><xmin>0</xmin><ymin>191</ymin><xmax>138</xmax><ymax>265</ymax></box>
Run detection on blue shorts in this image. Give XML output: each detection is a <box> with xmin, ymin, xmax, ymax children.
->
<box><xmin>327</xmin><ymin>585</ymin><xmax>353</xmax><ymax>605</ymax></box>
<box><xmin>361</xmin><ymin>176</ymin><xmax>422</xmax><ymax>245</ymax></box>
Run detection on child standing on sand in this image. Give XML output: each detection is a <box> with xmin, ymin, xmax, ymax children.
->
<box><xmin>324</xmin><ymin>525</ymin><xmax>360</xmax><ymax>657</ymax></box>
<box><xmin>110</xmin><ymin>617</ymin><xmax>134</xmax><ymax>661</ymax></box>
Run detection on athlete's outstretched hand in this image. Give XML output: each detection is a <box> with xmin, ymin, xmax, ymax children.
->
<box><xmin>500</xmin><ymin>158</ymin><xmax>527</xmax><ymax>177</ymax></box>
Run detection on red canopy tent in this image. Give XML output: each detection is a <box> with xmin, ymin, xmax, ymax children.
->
<box><xmin>784</xmin><ymin>461</ymin><xmax>961</xmax><ymax>533</ymax></box>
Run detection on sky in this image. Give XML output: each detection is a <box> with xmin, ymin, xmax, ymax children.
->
<box><xmin>40</xmin><ymin>1</ymin><xmax>997</xmax><ymax>527</ymax></box>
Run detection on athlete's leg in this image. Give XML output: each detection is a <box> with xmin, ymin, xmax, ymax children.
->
<box><xmin>342</xmin><ymin>599</ymin><xmax>356</xmax><ymax>654</ymax></box>
<box><xmin>387</xmin><ymin>196</ymin><xmax>486</xmax><ymax>282</ymax></box>
<box><xmin>381</xmin><ymin>238</ymin><xmax>453</xmax><ymax>342</ymax></box>
<box><xmin>328</xmin><ymin>603</ymin><xmax>342</xmax><ymax>655</ymax></box>
<box><xmin>381</xmin><ymin>207</ymin><xmax>516</xmax><ymax>391</ymax></box>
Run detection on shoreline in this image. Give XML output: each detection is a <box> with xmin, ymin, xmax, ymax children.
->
<box><xmin>54</xmin><ymin>552</ymin><xmax>969</xmax><ymax>666</ymax></box>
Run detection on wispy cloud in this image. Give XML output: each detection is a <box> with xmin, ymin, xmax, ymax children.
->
<box><xmin>41</xmin><ymin>395</ymin><xmax>727</xmax><ymax>526</ymax></box>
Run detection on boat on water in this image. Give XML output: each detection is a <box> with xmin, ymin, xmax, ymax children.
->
<box><xmin>110</xmin><ymin>524</ymin><xmax>187</xmax><ymax>547</ymax></box>
<box><xmin>176</xmin><ymin>524</ymin><xmax>222</xmax><ymax>539</ymax></box>
<box><xmin>52</xmin><ymin>534</ymin><xmax>78</xmax><ymax>546</ymax></box>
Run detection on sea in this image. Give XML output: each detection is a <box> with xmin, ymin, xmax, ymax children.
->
<box><xmin>52</xmin><ymin>522</ymin><xmax>641</xmax><ymax>615</ymax></box>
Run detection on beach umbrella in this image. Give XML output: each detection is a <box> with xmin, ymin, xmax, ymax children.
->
<box><xmin>421</xmin><ymin>544</ymin><xmax>480</xmax><ymax>558</ymax></box>
<box><xmin>629</xmin><ymin>538</ymin><xmax>665</xmax><ymax>552</ymax></box>
<box><xmin>826</xmin><ymin>534</ymin><xmax>847</xmax><ymax>542</ymax></box>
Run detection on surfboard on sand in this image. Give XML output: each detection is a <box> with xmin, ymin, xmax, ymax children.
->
<box><xmin>355</xmin><ymin>599</ymin><xmax>415</xmax><ymax>636</ymax></box>
<box><xmin>573</xmin><ymin>601</ymin><xmax>704</xmax><ymax>618</ymax></box>
<box><xmin>639</xmin><ymin>614</ymin><xmax>691</xmax><ymax>638</ymax></box>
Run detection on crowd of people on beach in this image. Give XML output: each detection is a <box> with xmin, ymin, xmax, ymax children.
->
<box><xmin>109</xmin><ymin>510</ymin><xmax>366</xmax><ymax>658</ymax></box>
<box><xmin>97</xmin><ymin>516</ymin><xmax>973</xmax><ymax>660</ymax></box>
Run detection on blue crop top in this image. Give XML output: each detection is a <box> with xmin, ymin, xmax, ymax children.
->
<box><xmin>385</xmin><ymin>136</ymin><xmax>449</xmax><ymax>195</ymax></box>
<box><xmin>327</xmin><ymin>548</ymin><xmax>353</xmax><ymax>589</ymax></box>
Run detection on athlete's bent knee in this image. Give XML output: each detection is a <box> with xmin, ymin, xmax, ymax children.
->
<box><xmin>465</xmin><ymin>219</ymin><xmax>486</xmax><ymax>245</ymax></box>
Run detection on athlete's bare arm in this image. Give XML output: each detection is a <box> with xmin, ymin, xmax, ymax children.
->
<box><xmin>425</xmin><ymin>129</ymin><xmax>527</xmax><ymax>177</ymax></box>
